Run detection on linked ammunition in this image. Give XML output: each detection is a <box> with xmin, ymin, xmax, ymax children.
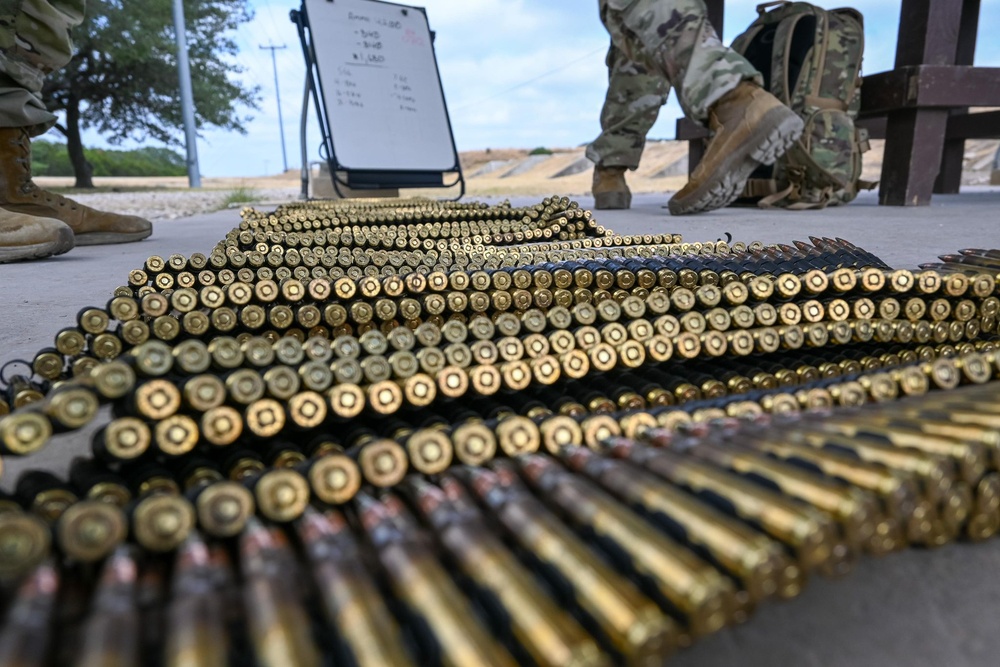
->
<box><xmin>495</xmin><ymin>415</ymin><xmax>542</xmax><ymax>457</ymax></box>
<box><xmin>132</xmin><ymin>491</ymin><xmax>196</xmax><ymax>553</ymax></box>
<box><xmin>56</xmin><ymin>499</ymin><xmax>128</xmax><ymax>563</ymax></box>
<box><xmin>738</xmin><ymin>415</ymin><xmax>936</xmax><ymax>545</ymax></box>
<box><xmin>0</xmin><ymin>559</ymin><xmax>59</xmax><ymax>666</ymax></box>
<box><xmin>246</xmin><ymin>467</ymin><xmax>310</xmax><ymax>523</ymax></box>
<box><xmin>0</xmin><ymin>410</ymin><xmax>52</xmax><ymax>457</ymax></box>
<box><xmin>188</xmin><ymin>479</ymin><xmax>255</xmax><ymax>539</ymax></box>
<box><xmin>776</xmin><ymin>425</ymin><xmax>956</xmax><ymax>507</ymax></box>
<box><xmin>457</xmin><ymin>464</ymin><xmax>678</xmax><ymax>665</ymax></box>
<box><xmin>558</xmin><ymin>445</ymin><xmax>804</xmax><ymax>602</ymax></box>
<box><xmin>356</xmin><ymin>491</ymin><xmax>516</xmax><ymax>666</ymax></box>
<box><xmin>93</xmin><ymin>417</ymin><xmax>151</xmax><ymax>463</ymax></box>
<box><xmin>812</xmin><ymin>415</ymin><xmax>990</xmax><ymax>485</ymax></box>
<box><xmin>7</xmin><ymin>196</ymin><xmax>1000</xmax><ymax>664</ymax></box>
<box><xmin>349</xmin><ymin>435</ymin><xmax>408</xmax><ymax>487</ymax></box>
<box><xmin>607</xmin><ymin>436</ymin><xmax>848</xmax><ymax>574</ymax></box>
<box><xmin>516</xmin><ymin>453</ymin><xmax>735</xmax><ymax>639</ymax></box>
<box><xmin>675</xmin><ymin>432</ymin><xmax>883</xmax><ymax>555</ymax></box>
<box><xmin>78</xmin><ymin>546</ymin><xmax>140</xmax><ymax>667</ymax></box>
<box><xmin>69</xmin><ymin>457</ymin><xmax>132</xmax><ymax>507</ymax></box>
<box><xmin>15</xmin><ymin>470</ymin><xmax>78</xmax><ymax>522</ymax></box>
<box><xmin>239</xmin><ymin>518</ymin><xmax>321</xmax><ymax>667</ymax></box>
<box><xmin>43</xmin><ymin>384</ymin><xmax>100</xmax><ymax>431</ymax></box>
<box><xmin>449</xmin><ymin>420</ymin><xmax>497</xmax><ymax>465</ymax></box>
<box><xmin>296</xmin><ymin>506</ymin><xmax>416</xmax><ymax>667</ymax></box>
<box><xmin>0</xmin><ymin>509</ymin><xmax>51</xmax><ymax>582</ymax></box>
<box><xmin>302</xmin><ymin>449</ymin><xmax>362</xmax><ymax>505</ymax></box>
<box><xmin>165</xmin><ymin>532</ymin><xmax>229</xmax><ymax>667</ymax></box>
<box><xmin>406</xmin><ymin>475</ymin><xmax>606</xmax><ymax>666</ymax></box>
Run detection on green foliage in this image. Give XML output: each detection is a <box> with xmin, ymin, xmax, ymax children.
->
<box><xmin>529</xmin><ymin>147</ymin><xmax>553</xmax><ymax>155</ymax></box>
<box><xmin>32</xmin><ymin>140</ymin><xmax>186</xmax><ymax>177</ymax></box>
<box><xmin>42</xmin><ymin>0</ymin><xmax>260</xmax><ymax>147</ymax></box>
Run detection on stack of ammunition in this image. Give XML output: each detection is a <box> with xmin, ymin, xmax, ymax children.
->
<box><xmin>2</xmin><ymin>196</ymin><xmax>1000</xmax><ymax>665</ymax></box>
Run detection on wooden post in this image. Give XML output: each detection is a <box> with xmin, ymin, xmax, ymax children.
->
<box><xmin>934</xmin><ymin>0</ymin><xmax>980</xmax><ymax>194</ymax></box>
<box><xmin>688</xmin><ymin>138</ymin><xmax>707</xmax><ymax>176</ymax></box>
<box><xmin>705</xmin><ymin>0</ymin><xmax>724</xmax><ymax>35</ymax></box>
<box><xmin>880</xmin><ymin>0</ymin><xmax>964</xmax><ymax>205</ymax></box>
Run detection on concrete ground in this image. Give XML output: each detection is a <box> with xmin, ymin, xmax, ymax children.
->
<box><xmin>3</xmin><ymin>187</ymin><xmax>1000</xmax><ymax>665</ymax></box>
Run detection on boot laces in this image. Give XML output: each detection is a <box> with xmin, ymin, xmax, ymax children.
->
<box><xmin>15</xmin><ymin>130</ymin><xmax>79</xmax><ymax>211</ymax></box>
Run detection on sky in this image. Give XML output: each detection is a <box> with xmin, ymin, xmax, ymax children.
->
<box><xmin>59</xmin><ymin>0</ymin><xmax>1000</xmax><ymax>178</ymax></box>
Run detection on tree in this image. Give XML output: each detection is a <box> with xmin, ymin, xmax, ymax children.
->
<box><xmin>31</xmin><ymin>140</ymin><xmax>189</xmax><ymax>177</ymax></box>
<box><xmin>41</xmin><ymin>0</ymin><xmax>260</xmax><ymax>188</ymax></box>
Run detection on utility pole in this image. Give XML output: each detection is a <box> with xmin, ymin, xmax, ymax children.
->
<box><xmin>260</xmin><ymin>43</ymin><xmax>289</xmax><ymax>173</ymax></box>
<box><xmin>172</xmin><ymin>0</ymin><xmax>201</xmax><ymax>188</ymax></box>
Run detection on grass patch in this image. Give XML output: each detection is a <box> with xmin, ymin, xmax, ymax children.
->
<box><xmin>222</xmin><ymin>184</ymin><xmax>260</xmax><ymax>207</ymax></box>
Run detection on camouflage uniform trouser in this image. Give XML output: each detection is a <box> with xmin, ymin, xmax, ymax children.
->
<box><xmin>586</xmin><ymin>0</ymin><xmax>761</xmax><ymax>169</ymax></box>
<box><xmin>0</xmin><ymin>0</ymin><xmax>84</xmax><ymax>136</ymax></box>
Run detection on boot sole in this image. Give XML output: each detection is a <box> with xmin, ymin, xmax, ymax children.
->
<box><xmin>74</xmin><ymin>228</ymin><xmax>153</xmax><ymax>246</ymax></box>
<box><xmin>668</xmin><ymin>110</ymin><xmax>804</xmax><ymax>216</ymax></box>
<box><xmin>594</xmin><ymin>191</ymin><xmax>632</xmax><ymax>210</ymax></box>
<box><xmin>0</xmin><ymin>226</ymin><xmax>75</xmax><ymax>264</ymax></box>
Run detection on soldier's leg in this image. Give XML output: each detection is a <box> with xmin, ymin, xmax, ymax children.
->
<box><xmin>587</xmin><ymin>44</ymin><xmax>670</xmax><ymax>209</ymax></box>
<box><xmin>0</xmin><ymin>0</ymin><xmax>81</xmax><ymax>262</ymax></box>
<box><xmin>0</xmin><ymin>0</ymin><xmax>151</xmax><ymax>252</ymax></box>
<box><xmin>587</xmin><ymin>44</ymin><xmax>669</xmax><ymax>170</ymax></box>
<box><xmin>0</xmin><ymin>0</ymin><xmax>84</xmax><ymax>135</ymax></box>
<box><xmin>599</xmin><ymin>0</ymin><xmax>759</xmax><ymax>122</ymax></box>
<box><xmin>600</xmin><ymin>0</ymin><xmax>803</xmax><ymax>215</ymax></box>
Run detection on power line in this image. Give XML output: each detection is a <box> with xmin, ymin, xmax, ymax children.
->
<box><xmin>255</xmin><ymin>0</ymin><xmax>285</xmax><ymax>51</ymax></box>
<box><xmin>453</xmin><ymin>46</ymin><xmax>606</xmax><ymax>110</ymax></box>
<box><xmin>262</xmin><ymin>0</ymin><xmax>285</xmax><ymax>38</ymax></box>
<box><xmin>260</xmin><ymin>43</ymin><xmax>289</xmax><ymax>172</ymax></box>
<box><xmin>233</xmin><ymin>21</ymin><xmax>277</xmax><ymax>84</ymax></box>
<box><xmin>235</xmin><ymin>3</ymin><xmax>292</xmax><ymax>82</ymax></box>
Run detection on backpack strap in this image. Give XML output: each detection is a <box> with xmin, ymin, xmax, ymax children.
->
<box><xmin>803</xmin><ymin>95</ymin><xmax>848</xmax><ymax>111</ymax></box>
<box><xmin>731</xmin><ymin>23</ymin><xmax>764</xmax><ymax>57</ymax></box>
<box><xmin>758</xmin><ymin>182</ymin><xmax>836</xmax><ymax>210</ymax></box>
<box><xmin>857</xmin><ymin>126</ymin><xmax>871</xmax><ymax>153</ymax></box>
<box><xmin>770</xmin><ymin>6</ymin><xmax>824</xmax><ymax>107</ymax></box>
<box><xmin>770</xmin><ymin>12</ymin><xmax>798</xmax><ymax>106</ymax></box>
<box><xmin>786</xmin><ymin>189</ymin><xmax>834</xmax><ymax>209</ymax></box>
<box><xmin>756</xmin><ymin>0</ymin><xmax>791</xmax><ymax>13</ymax></box>
<box><xmin>810</xmin><ymin>10</ymin><xmax>832</xmax><ymax>102</ymax></box>
<box><xmin>757</xmin><ymin>183</ymin><xmax>797</xmax><ymax>208</ymax></box>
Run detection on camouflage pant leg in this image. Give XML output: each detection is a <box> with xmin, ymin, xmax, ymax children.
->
<box><xmin>0</xmin><ymin>0</ymin><xmax>84</xmax><ymax>135</ymax></box>
<box><xmin>586</xmin><ymin>43</ymin><xmax>669</xmax><ymax>169</ymax></box>
<box><xmin>599</xmin><ymin>0</ymin><xmax>761</xmax><ymax>122</ymax></box>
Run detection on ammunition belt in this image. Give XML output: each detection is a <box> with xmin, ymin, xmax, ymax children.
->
<box><xmin>2</xmin><ymin>197</ymin><xmax>1000</xmax><ymax>667</ymax></box>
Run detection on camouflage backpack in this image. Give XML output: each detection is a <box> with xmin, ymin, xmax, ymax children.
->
<box><xmin>731</xmin><ymin>1</ymin><xmax>875</xmax><ymax>208</ymax></box>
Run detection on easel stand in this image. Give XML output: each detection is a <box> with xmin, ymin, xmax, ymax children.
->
<box><xmin>291</xmin><ymin>0</ymin><xmax>465</xmax><ymax>200</ymax></box>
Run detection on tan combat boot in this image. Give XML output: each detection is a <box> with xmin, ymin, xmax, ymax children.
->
<box><xmin>592</xmin><ymin>166</ymin><xmax>632</xmax><ymax>210</ymax></box>
<box><xmin>0</xmin><ymin>127</ymin><xmax>152</xmax><ymax>245</ymax></box>
<box><xmin>668</xmin><ymin>82</ymin><xmax>803</xmax><ymax>215</ymax></box>
<box><xmin>0</xmin><ymin>207</ymin><xmax>74</xmax><ymax>263</ymax></box>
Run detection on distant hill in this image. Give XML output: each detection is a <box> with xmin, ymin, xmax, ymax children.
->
<box><xmin>456</xmin><ymin>139</ymin><xmax>1000</xmax><ymax>197</ymax></box>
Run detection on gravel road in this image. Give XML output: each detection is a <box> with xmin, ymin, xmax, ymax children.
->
<box><xmin>67</xmin><ymin>187</ymin><xmax>301</xmax><ymax>220</ymax></box>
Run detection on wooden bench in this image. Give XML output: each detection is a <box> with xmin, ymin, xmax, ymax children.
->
<box><xmin>677</xmin><ymin>0</ymin><xmax>1000</xmax><ymax>206</ymax></box>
